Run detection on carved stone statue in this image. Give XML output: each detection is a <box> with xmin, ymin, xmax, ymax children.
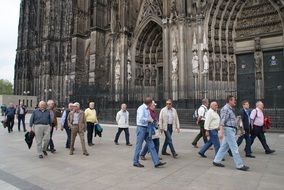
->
<box><xmin>215</xmin><ymin>54</ymin><xmax>221</xmax><ymax>81</ymax></box>
<box><xmin>229</xmin><ymin>55</ymin><xmax>235</xmax><ymax>81</ymax></box>
<box><xmin>192</xmin><ymin>51</ymin><xmax>199</xmax><ymax>75</ymax></box>
<box><xmin>202</xmin><ymin>51</ymin><xmax>209</xmax><ymax>74</ymax></box>
<box><xmin>151</xmin><ymin>65</ymin><xmax>157</xmax><ymax>86</ymax></box>
<box><xmin>222</xmin><ymin>55</ymin><xmax>228</xmax><ymax>81</ymax></box>
<box><xmin>144</xmin><ymin>66</ymin><xmax>151</xmax><ymax>86</ymax></box>
<box><xmin>255</xmin><ymin>52</ymin><xmax>262</xmax><ymax>80</ymax></box>
<box><xmin>172</xmin><ymin>50</ymin><xmax>178</xmax><ymax>75</ymax></box>
<box><xmin>127</xmin><ymin>61</ymin><xmax>132</xmax><ymax>81</ymax></box>
<box><xmin>115</xmin><ymin>61</ymin><xmax>120</xmax><ymax>84</ymax></box>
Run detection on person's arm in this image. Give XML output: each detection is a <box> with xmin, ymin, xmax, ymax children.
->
<box><xmin>204</xmin><ymin>111</ymin><xmax>211</xmax><ymax>131</ymax></box>
<box><xmin>94</xmin><ymin>109</ymin><xmax>98</xmax><ymax>123</ymax></box>
<box><xmin>250</xmin><ymin>109</ymin><xmax>256</xmax><ymax>125</ymax></box>
<box><xmin>116</xmin><ymin>111</ymin><xmax>120</xmax><ymax>124</ymax></box>
<box><xmin>67</xmin><ymin>113</ymin><xmax>72</xmax><ymax>128</ymax></box>
<box><xmin>175</xmin><ymin>109</ymin><xmax>180</xmax><ymax>133</ymax></box>
<box><xmin>29</xmin><ymin>111</ymin><xmax>35</xmax><ymax>131</ymax></box>
<box><xmin>60</xmin><ymin>111</ymin><xmax>66</xmax><ymax>130</ymax></box>
<box><xmin>158</xmin><ymin>109</ymin><xmax>164</xmax><ymax>131</ymax></box>
<box><xmin>137</xmin><ymin>107</ymin><xmax>148</xmax><ymax>125</ymax></box>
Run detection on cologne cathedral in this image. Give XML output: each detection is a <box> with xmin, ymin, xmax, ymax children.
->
<box><xmin>14</xmin><ymin>0</ymin><xmax>284</xmax><ymax>108</ymax></box>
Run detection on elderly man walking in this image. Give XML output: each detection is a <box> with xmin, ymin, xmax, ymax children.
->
<box><xmin>114</xmin><ymin>103</ymin><xmax>132</xmax><ymax>146</ymax></box>
<box><xmin>250</xmin><ymin>101</ymin><xmax>275</xmax><ymax>154</ymax></box>
<box><xmin>84</xmin><ymin>102</ymin><xmax>98</xmax><ymax>146</ymax></box>
<box><xmin>192</xmin><ymin>99</ymin><xmax>209</xmax><ymax>148</ymax></box>
<box><xmin>5</xmin><ymin>103</ymin><xmax>16</xmax><ymax>133</ymax></box>
<box><xmin>133</xmin><ymin>97</ymin><xmax>166</xmax><ymax>168</ymax></box>
<box><xmin>198</xmin><ymin>101</ymin><xmax>220</xmax><ymax>158</ymax></box>
<box><xmin>68</xmin><ymin>102</ymin><xmax>89</xmax><ymax>156</ymax></box>
<box><xmin>29</xmin><ymin>101</ymin><xmax>51</xmax><ymax>159</ymax></box>
<box><xmin>159</xmin><ymin>99</ymin><xmax>180</xmax><ymax>158</ymax></box>
<box><xmin>17</xmin><ymin>102</ymin><xmax>27</xmax><ymax>132</ymax></box>
<box><xmin>47</xmin><ymin>100</ymin><xmax>58</xmax><ymax>153</ymax></box>
<box><xmin>213</xmin><ymin>95</ymin><xmax>249</xmax><ymax>171</ymax></box>
<box><xmin>61</xmin><ymin>103</ymin><xmax>74</xmax><ymax>149</ymax></box>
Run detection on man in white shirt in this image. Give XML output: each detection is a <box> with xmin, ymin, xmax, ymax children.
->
<box><xmin>192</xmin><ymin>99</ymin><xmax>208</xmax><ymax>148</ymax></box>
<box><xmin>198</xmin><ymin>101</ymin><xmax>220</xmax><ymax>157</ymax></box>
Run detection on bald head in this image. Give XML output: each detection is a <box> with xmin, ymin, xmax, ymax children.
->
<box><xmin>256</xmin><ymin>101</ymin><xmax>264</xmax><ymax>110</ymax></box>
<box><xmin>68</xmin><ymin>103</ymin><xmax>74</xmax><ymax>110</ymax></box>
<box><xmin>47</xmin><ymin>100</ymin><xmax>55</xmax><ymax>109</ymax></box>
<box><xmin>38</xmin><ymin>101</ymin><xmax>47</xmax><ymax>110</ymax></box>
<box><xmin>210</xmin><ymin>101</ymin><xmax>218</xmax><ymax>111</ymax></box>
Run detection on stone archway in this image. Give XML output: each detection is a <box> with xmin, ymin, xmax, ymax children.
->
<box><xmin>133</xmin><ymin>20</ymin><xmax>163</xmax><ymax>100</ymax></box>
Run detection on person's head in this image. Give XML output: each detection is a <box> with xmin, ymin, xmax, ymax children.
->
<box><xmin>256</xmin><ymin>101</ymin><xmax>264</xmax><ymax>110</ymax></box>
<box><xmin>202</xmin><ymin>98</ymin><xmax>209</xmax><ymax>107</ymax></box>
<box><xmin>89</xmin><ymin>102</ymin><xmax>95</xmax><ymax>109</ymax></box>
<box><xmin>73</xmin><ymin>102</ymin><xmax>80</xmax><ymax>111</ymax></box>
<box><xmin>150</xmin><ymin>101</ymin><xmax>157</xmax><ymax>111</ymax></box>
<box><xmin>20</xmin><ymin>102</ymin><xmax>23</xmax><ymax>106</ymax></box>
<box><xmin>144</xmin><ymin>97</ymin><xmax>153</xmax><ymax>107</ymax></box>
<box><xmin>166</xmin><ymin>99</ymin><xmax>173</xmax><ymax>109</ymax></box>
<box><xmin>47</xmin><ymin>100</ymin><xmax>55</xmax><ymax>109</ymax></box>
<box><xmin>68</xmin><ymin>103</ymin><xmax>74</xmax><ymax>110</ymax></box>
<box><xmin>242</xmin><ymin>100</ymin><xmax>250</xmax><ymax>109</ymax></box>
<box><xmin>38</xmin><ymin>101</ymin><xmax>47</xmax><ymax>111</ymax></box>
<box><xmin>226</xmin><ymin>95</ymin><xmax>236</xmax><ymax>107</ymax></box>
<box><xmin>121</xmin><ymin>103</ymin><xmax>127</xmax><ymax>111</ymax></box>
<box><xmin>9</xmin><ymin>103</ymin><xmax>14</xmax><ymax>108</ymax></box>
<box><xmin>210</xmin><ymin>101</ymin><xmax>218</xmax><ymax>111</ymax></box>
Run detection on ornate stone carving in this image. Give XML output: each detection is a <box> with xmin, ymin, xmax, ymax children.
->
<box><xmin>144</xmin><ymin>65</ymin><xmax>151</xmax><ymax>86</ymax></box>
<box><xmin>192</xmin><ymin>51</ymin><xmax>199</xmax><ymax>75</ymax></box>
<box><xmin>151</xmin><ymin>65</ymin><xmax>157</xmax><ymax>86</ymax></box>
<box><xmin>202</xmin><ymin>51</ymin><xmax>209</xmax><ymax>74</ymax></box>
<box><xmin>229</xmin><ymin>55</ymin><xmax>235</xmax><ymax>81</ymax></box>
<box><xmin>215</xmin><ymin>54</ymin><xmax>221</xmax><ymax>81</ymax></box>
<box><xmin>255</xmin><ymin>52</ymin><xmax>262</xmax><ymax>80</ymax></box>
<box><xmin>137</xmin><ymin>0</ymin><xmax>162</xmax><ymax>25</ymax></box>
<box><xmin>172</xmin><ymin>49</ymin><xmax>178</xmax><ymax>80</ymax></box>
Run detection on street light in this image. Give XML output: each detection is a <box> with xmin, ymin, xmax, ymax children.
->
<box><xmin>23</xmin><ymin>90</ymin><xmax>30</xmax><ymax>107</ymax></box>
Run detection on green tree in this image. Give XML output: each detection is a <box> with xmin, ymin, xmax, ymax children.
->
<box><xmin>0</xmin><ymin>79</ymin><xmax>13</xmax><ymax>95</ymax></box>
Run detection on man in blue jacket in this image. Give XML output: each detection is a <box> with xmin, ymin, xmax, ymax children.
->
<box><xmin>5</xmin><ymin>103</ymin><xmax>16</xmax><ymax>133</ymax></box>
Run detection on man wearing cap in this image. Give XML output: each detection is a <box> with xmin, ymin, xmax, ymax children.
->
<box><xmin>67</xmin><ymin>102</ymin><xmax>89</xmax><ymax>156</ymax></box>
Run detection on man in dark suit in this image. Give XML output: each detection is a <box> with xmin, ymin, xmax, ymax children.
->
<box><xmin>237</xmin><ymin>100</ymin><xmax>255</xmax><ymax>158</ymax></box>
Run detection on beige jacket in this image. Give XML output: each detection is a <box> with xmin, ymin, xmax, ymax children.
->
<box><xmin>67</xmin><ymin>110</ymin><xmax>87</xmax><ymax>131</ymax></box>
<box><xmin>159</xmin><ymin>107</ymin><xmax>180</xmax><ymax>131</ymax></box>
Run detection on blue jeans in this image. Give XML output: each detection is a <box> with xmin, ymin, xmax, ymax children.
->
<box><xmin>199</xmin><ymin>129</ymin><xmax>220</xmax><ymax>156</ymax></box>
<box><xmin>214</xmin><ymin>127</ymin><xmax>244</xmax><ymax>169</ymax></box>
<box><xmin>133</xmin><ymin>126</ymin><xmax>159</xmax><ymax>166</ymax></box>
<box><xmin>140</xmin><ymin>138</ymin><xmax>160</xmax><ymax>156</ymax></box>
<box><xmin>162</xmin><ymin>124</ymin><xmax>176</xmax><ymax>155</ymax></box>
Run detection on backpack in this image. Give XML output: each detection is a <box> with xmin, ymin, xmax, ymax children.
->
<box><xmin>192</xmin><ymin>106</ymin><xmax>206</xmax><ymax>121</ymax></box>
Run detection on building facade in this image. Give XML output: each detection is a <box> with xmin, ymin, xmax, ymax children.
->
<box><xmin>14</xmin><ymin>0</ymin><xmax>284</xmax><ymax>108</ymax></box>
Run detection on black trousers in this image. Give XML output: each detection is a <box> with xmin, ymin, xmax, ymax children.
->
<box><xmin>192</xmin><ymin>121</ymin><xmax>207</xmax><ymax>145</ymax></box>
<box><xmin>236</xmin><ymin>131</ymin><xmax>252</xmax><ymax>155</ymax></box>
<box><xmin>6</xmin><ymin>116</ymin><xmax>14</xmax><ymax>133</ymax></box>
<box><xmin>114</xmin><ymin>128</ymin><xmax>130</xmax><ymax>144</ymax></box>
<box><xmin>18</xmin><ymin>114</ymin><xmax>26</xmax><ymax>131</ymax></box>
<box><xmin>64</xmin><ymin>126</ymin><xmax>71</xmax><ymax>148</ymax></box>
<box><xmin>251</xmin><ymin>125</ymin><xmax>271</xmax><ymax>152</ymax></box>
<box><xmin>48</xmin><ymin>127</ymin><xmax>55</xmax><ymax>150</ymax></box>
<box><xmin>87</xmin><ymin>122</ymin><xmax>95</xmax><ymax>144</ymax></box>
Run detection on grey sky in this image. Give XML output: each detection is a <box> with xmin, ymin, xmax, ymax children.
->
<box><xmin>0</xmin><ymin>0</ymin><xmax>20</xmax><ymax>84</ymax></box>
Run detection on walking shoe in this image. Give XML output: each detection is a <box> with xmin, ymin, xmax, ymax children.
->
<box><xmin>192</xmin><ymin>143</ymin><xmax>198</xmax><ymax>148</ymax></box>
<box><xmin>39</xmin><ymin>155</ymin><xmax>44</xmax><ymax>159</ymax></box>
<box><xmin>155</xmin><ymin>162</ymin><xmax>166</xmax><ymax>168</ymax></box>
<box><xmin>237</xmin><ymin>165</ymin><xmax>249</xmax><ymax>171</ymax></box>
<box><xmin>213</xmin><ymin>162</ymin><xmax>225</xmax><ymax>167</ymax></box>
<box><xmin>140</xmin><ymin>156</ymin><xmax>146</xmax><ymax>160</ymax></box>
<box><xmin>246</xmin><ymin>155</ymin><xmax>256</xmax><ymax>158</ymax></box>
<box><xmin>83</xmin><ymin>152</ymin><xmax>89</xmax><ymax>156</ymax></box>
<box><xmin>88</xmin><ymin>143</ymin><xmax>94</xmax><ymax>146</ymax></box>
<box><xmin>50</xmin><ymin>149</ymin><xmax>56</xmax><ymax>153</ymax></box>
<box><xmin>114</xmin><ymin>142</ymin><xmax>119</xmax><ymax>145</ymax></box>
<box><xmin>162</xmin><ymin>152</ymin><xmax>171</xmax><ymax>156</ymax></box>
<box><xmin>69</xmin><ymin>152</ymin><xmax>73</xmax><ymax>155</ymax></box>
<box><xmin>173</xmin><ymin>154</ymin><xmax>178</xmax><ymax>159</ymax></box>
<box><xmin>265</xmin><ymin>150</ymin><xmax>275</xmax><ymax>154</ymax></box>
<box><xmin>198</xmin><ymin>152</ymin><xmax>207</xmax><ymax>158</ymax></box>
<box><xmin>24</xmin><ymin>129</ymin><xmax>27</xmax><ymax>132</ymax></box>
<box><xmin>43</xmin><ymin>151</ymin><xmax>48</xmax><ymax>156</ymax></box>
<box><xmin>126</xmin><ymin>143</ymin><xmax>132</xmax><ymax>146</ymax></box>
<box><xmin>159</xmin><ymin>157</ymin><xmax>163</xmax><ymax>160</ymax></box>
<box><xmin>133</xmin><ymin>163</ymin><xmax>144</xmax><ymax>168</ymax></box>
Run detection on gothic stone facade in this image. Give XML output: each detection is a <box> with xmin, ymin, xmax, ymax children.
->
<box><xmin>15</xmin><ymin>0</ymin><xmax>284</xmax><ymax>108</ymax></box>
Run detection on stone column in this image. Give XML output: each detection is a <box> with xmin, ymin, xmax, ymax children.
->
<box><xmin>162</xmin><ymin>18</ymin><xmax>170</xmax><ymax>99</ymax></box>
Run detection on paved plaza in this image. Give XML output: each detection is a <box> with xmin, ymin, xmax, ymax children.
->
<box><xmin>0</xmin><ymin>114</ymin><xmax>283</xmax><ymax>190</ymax></box>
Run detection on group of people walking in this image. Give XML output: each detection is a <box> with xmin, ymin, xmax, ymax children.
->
<box><xmin>29</xmin><ymin>101</ymin><xmax>101</xmax><ymax>158</ymax></box>
<box><xmin>194</xmin><ymin>96</ymin><xmax>275</xmax><ymax>171</ymax></box>
<box><xmin>2</xmin><ymin>95</ymin><xmax>275</xmax><ymax>171</ymax></box>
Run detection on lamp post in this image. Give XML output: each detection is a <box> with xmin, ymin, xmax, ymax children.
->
<box><xmin>23</xmin><ymin>90</ymin><xmax>30</xmax><ymax>107</ymax></box>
